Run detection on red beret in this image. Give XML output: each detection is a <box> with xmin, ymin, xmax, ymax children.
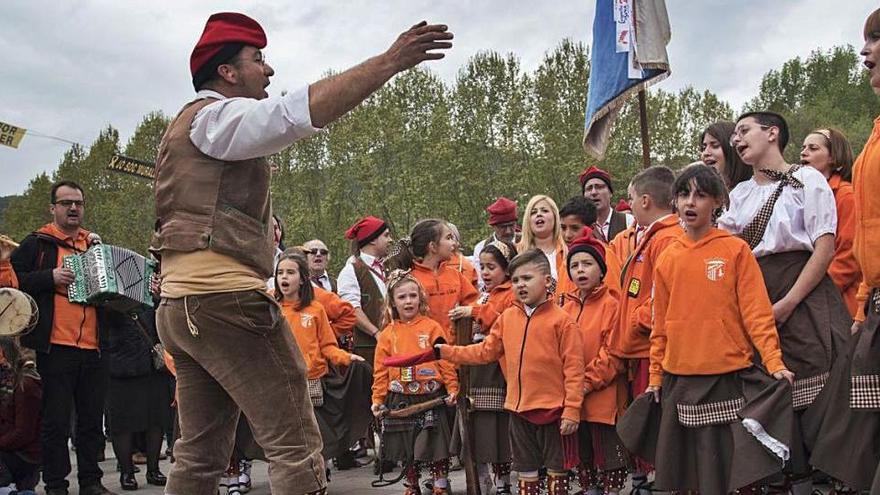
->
<box><xmin>616</xmin><ymin>199</ymin><xmax>631</xmax><ymax>212</ymax></box>
<box><xmin>486</xmin><ymin>197</ymin><xmax>518</xmax><ymax>225</ymax></box>
<box><xmin>191</xmin><ymin>13</ymin><xmax>267</xmax><ymax>82</ymax></box>
<box><xmin>567</xmin><ymin>227</ymin><xmax>607</xmax><ymax>277</ymax></box>
<box><xmin>578</xmin><ymin>165</ymin><xmax>613</xmax><ymax>192</ymax></box>
<box><xmin>345</xmin><ymin>216</ymin><xmax>388</xmax><ymax>247</ymax></box>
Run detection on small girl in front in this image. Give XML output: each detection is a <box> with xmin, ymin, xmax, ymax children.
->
<box><xmin>641</xmin><ymin>164</ymin><xmax>794</xmax><ymax>495</ymax></box>
<box><xmin>371</xmin><ymin>270</ymin><xmax>458</xmax><ymax>495</ymax></box>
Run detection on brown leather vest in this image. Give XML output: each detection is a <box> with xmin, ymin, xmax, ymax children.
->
<box><xmin>150</xmin><ymin>98</ymin><xmax>274</xmax><ymax>279</ymax></box>
<box><xmin>353</xmin><ymin>257</ymin><xmax>385</xmax><ymax>330</ymax></box>
<box><xmin>608</xmin><ymin>210</ymin><xmax>629</xmax><ymax>243</ymax></box>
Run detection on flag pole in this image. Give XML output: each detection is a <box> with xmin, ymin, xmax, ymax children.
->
<box><xmin>637</xmin><ymin>89</ymin><xmax>651</xmax><ymax>168</ymax></box>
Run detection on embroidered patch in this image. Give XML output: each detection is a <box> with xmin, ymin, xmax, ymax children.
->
<box><xmin>676</xmin><ymin>397</ymin><xmax>744</xmax><ymax>427</ymax></box>
<box><xmin>407</xmin><ymin>381</ymin><xmax>422</xmax><ymax>393</ymax></box>
<box><xmin>390</xmin><ymin>380</ymin><xmax>404</xmax><ymax>393</ymax></box>
<box><xmin>425</xmin><ymin>380</ymin><xmax>440</xmax><ymax>393</ymax></box>
<box><xmin>417</xmin><ymin>368</ymin><xmax>436</xmax><ymax>377</ymax></box>
<box><xmin>792</xmin><ymin>372</ymin><xmax>829</xmax><ymax>410</ymax></box>
<box><xmin>705</xmin><ymin>258</ymin><xmax>726</xmax><ymax>282</ymax></box>
<box><xmin>851</xmin><ymin>374</ymin><xmax>880</xmax><ymax>409</ymax></box>
<box><xmin>418</xmin><ymin>333</ymin><xmax>430</xmax><ymax>349</ymax></box>
<box><xmin>400</xmin><ymin>367</ymin><xmax>414</xmax><ymax>382</ymax></box>
<box><xmin>307</xmin><ymin>378</ymin><xmax>324</xmax><ymax>407</ymax></box>
<box><xmin>627</xmin><ymin>278</ymin><xmax>641</xmax><ymax>298</ymax></box>
<box><xmin>300</xmin><ymin>314</ymin><xmax>314</xmax><ymax>328</ymax></box>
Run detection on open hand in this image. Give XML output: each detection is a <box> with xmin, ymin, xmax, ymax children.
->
<box><xmin>448</xmin><ymin>305</ymin><xmax>472</xmax><ymax>320</ymax></box>
<box><xmin>384</xmin><ymin>21</ymin><xmax>453</xmax><ymax>72</ymax></box>
<box><xmin>559</xmin><ymin>418</ymin><xmax>578</xmax><ymax>436</ymax></box>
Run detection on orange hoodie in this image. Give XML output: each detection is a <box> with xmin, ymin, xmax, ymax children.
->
<box><xmin>0</xmin><ymin>260</ymin><xmax>17</xmax><ymax>288</ymax></box>
<box><xmin>444</xmin><ymin>253</ymin><xmax>479</xmax><ymax>291</ymax></box>
<box><xmin>280</xmin><ymin>299</ymin><xmax>352</xmax><ymax>380</ymax></box>
<box><xmin>649</xmin><ymin>229</ymin><xmax>786</xmax><ymax>387</ymax></box>
<box><xmin>827</xmin><ymin>174</ymin><xmax>861</xmax><ymax>317</ymax></box>
<box><xmin>38</xmin><ymin>224</ymin><xmax>99</xmax><ymax>350</ymax></box>
<box><xmin>313</xmin><ymin>285</ymin><xmax>357</xmax><ymax>337</ymax></box>
<box><xmin>372</xmin><ymin>315</ymin><xmax>459</xmax><ymax>405</ymax></box>
<box><xmin>561</xmin><ymin>285</ymin><xmax>626</xmax><ymax>425</ymax></box>
<box><xmin>854</xmin><ymin>116</ymin><xmax>880</xmax><ymax>320</ymax></box>
<box><xmin>607</xmin><ymin>214</ymin><xmax>682</xmax><ymax>359</ymax></box>
<box><xmin>441</xmin><ymin>299</ymin><xmax>585</xmax><ymax>422</ymax></box>
<box><xmin>411</xmin><ymin>261</ymin><xmax>479</xmax><ymax>339</ymax></box>
<box><xmin>471</xmin><ymin>282</ymin><xmax>515</xmax><ymax>330</ymax></box>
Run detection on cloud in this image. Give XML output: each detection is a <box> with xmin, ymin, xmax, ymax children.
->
<box><xmin>0</xmin><ymin>0</ymin><xmax>875</xmax><ymax>196</ymax></box>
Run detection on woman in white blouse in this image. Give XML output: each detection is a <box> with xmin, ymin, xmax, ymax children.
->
<box><xmin>719</xmin><ymin>111</ymin><xmax>852</xmax><ymax>495</ymax></box>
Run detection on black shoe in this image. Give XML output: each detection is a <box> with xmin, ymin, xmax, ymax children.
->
<box><xmin>80</xmin><ymin>483</ymin><xmax>118</xmax><ymax>495</ymax></box>
<box><xmin>45</xmin><ymin>489</ymin><xmax>69</xmax><ymax>495</ymax></box>
<box><xmin>146</xmin><ymin>471</ymin><xmax>167</xmax><ymax>486</ymax></box>
<box><xmin>334</xmin><ymin>451</ymin><xmax>357</xmax><ymax>470</ymax></box>
<box><xmin>120</xmin><ymin>473</ymin><xmax>138</xmax><ymax>491</ymax></box>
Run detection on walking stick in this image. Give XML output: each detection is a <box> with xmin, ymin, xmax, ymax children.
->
<box><xmin>455</xmin><ymin>317</ymin><xmax>482</xmax><ymax>495</ymax></box>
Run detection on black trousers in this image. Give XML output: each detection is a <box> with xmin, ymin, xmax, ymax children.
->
<box><xmin>36</xmin><ymin>345</ymin><xmax>108</xmax><ymax>490</ymax></box>
<box><xmin>0</xmin><ymin>451</ymin><xmax>39</xmax><ymax>490</ymax></box>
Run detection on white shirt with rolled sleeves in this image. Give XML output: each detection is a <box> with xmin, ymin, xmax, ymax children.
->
<box><xmin>718</xmin><ymin>166</ymin><xmax>837</xmax><ymax>258</ymax></box>
<box><xmin>337</xmin><ymin>253</ymin><xmax>387</xmax><ymax>309</ymax></box>
<box><xmin>189</xmin><ymin>88</ymin><xmax>320</xmax><ymax>161</ymax></box>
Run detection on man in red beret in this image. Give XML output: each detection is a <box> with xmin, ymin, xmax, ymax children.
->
<box><xmin>471</xmin><ymin>197</ymin><xmax>518</xmax><ymax>287</ymax></box>
<box><xmin>579</xmin><ymin>166</ymin><xmax>634</xmax><ymax>243</ymax></box>
<box><xmin>337</xmin><ymin>216</ymin><xmax>392</xmax><ymax>366</ymax></box>
<box><xmin>150</xmin><ymin>12</ymin><xmax>450</xmax><ymax>495</ymax></box>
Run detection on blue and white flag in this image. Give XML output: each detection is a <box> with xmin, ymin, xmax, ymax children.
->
<box><xmin>583</xmin><ymin>0</ymin><xmax>671</xmax><ymax>158</ymax></box>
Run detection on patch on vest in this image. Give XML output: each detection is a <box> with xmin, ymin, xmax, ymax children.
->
<box><xmin>301</xmin><ymin>314</ymin><xmax>314</xmax><ymax>328</ymax></box>
<box><xmin>705</xmin><ymin>258</ymin><xmax>727</xmax><ymax>282</ymax></box>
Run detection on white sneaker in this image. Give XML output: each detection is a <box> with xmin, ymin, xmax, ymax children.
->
<box><xmin>238</xmin><ymin>459</ymin><xmax>252</xmax><ymax>493</ymax></box>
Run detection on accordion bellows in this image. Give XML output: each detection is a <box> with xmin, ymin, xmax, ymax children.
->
<box><xmin>64</xmin><ymin>244</ymin><xmax>157</xmax><ymax>313</ymax></box>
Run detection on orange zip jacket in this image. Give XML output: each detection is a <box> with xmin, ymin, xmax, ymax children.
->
<box><xmin>313</xmin><ymin>285</ymin><xmax>357</xmax><ymax>337</ymax></box>
<box><xmin>440</xmin><ymin>299</ymin><xmax>585</xmax><ymax>422</ymax></box>
<box><xmin>852</xmin><ymin>117</ymin><xmax>880</xmax><ymax>320</ymax></box>
<box><xmin>372</xmin><ymin>315</ymin><xmax>459</xmax><ymax>405</ymax></box>
<box><xmin>649</xmin><ymin>229</ymin><xmax>786</xmax><ymax>387</ymax></box>
<box><xmin>607</xmin><ymin>214</ymin><xmax>682</xmax><ymax>359</ymax></box>
<box><xmin>471</xmin><ymin>282</ymin><xmax>515</xmax><ymax>330</ymax></box>
<box><xmin>0</xmin><ymin>260</ymin><xmax>17</xmax><ymax>288</ymax></box>
<box><xmin>827</xmin><ymin>174</ymin><xmax>861</xmax><ymax>317</ymax></box>
<box><xmin>561</xmin><ymin>285</ymin><xmax>626</xmax><ymax>425</ymax></box>
<box><xmin>38</xmin><ymin>224</ymin><xmax>98</xmax><ymax>350</ymax></box>
<box><xmin>608</xmin><ymin>226</ymin><xmax>638</xmax><ymax>265</ymax></box>
<box><xmin>444</xmin><ymin>253</ymin><xmax>479</xmax><ymax>291</ymax></box>
<box><xmin>280</xmin><ymin>299</ymin><xmax>352</xmax><ymax>380</ymax></box>
<box><xmin>411</xmin><ymin>261</ymin><xmax>479</xmax><ymax>339</ymax></box>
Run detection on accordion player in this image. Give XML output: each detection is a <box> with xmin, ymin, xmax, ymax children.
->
<box><xmin>63</xmin><ymin>244</ymin><xmax>157</xmax><ymax>313</ymax></box>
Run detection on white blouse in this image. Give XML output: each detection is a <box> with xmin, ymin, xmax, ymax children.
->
<box><xmin>718</xmin><ymin>166</ymin><xmax>837</xmax><ymax>258</ymax></box>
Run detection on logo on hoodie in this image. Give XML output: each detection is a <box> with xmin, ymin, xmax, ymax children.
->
<box><xmin>705</xmin><ymin>258</ymin><xmax>726</xmax><ymax>282</ymax></box>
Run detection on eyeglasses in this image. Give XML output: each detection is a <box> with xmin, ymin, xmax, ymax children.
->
<box><xmin>729</xmin><ymin>124</ymin><xmax>771</xmax><ymax>147</ymax></box>
<box><xmin>54</xmin><ymin>200</ymin><xmax>85</xmax><ymax>208</ymax></box>
<box><xmin>306</xmin><ymin>249</ymin><xmax>329</xmax><ymax>256</ymax></box>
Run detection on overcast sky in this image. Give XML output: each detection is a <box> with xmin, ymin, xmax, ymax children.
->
<box><xmin>0</xmin><ymin>0</ymin><xmax>875</xmax><ymax>196</ymax></box>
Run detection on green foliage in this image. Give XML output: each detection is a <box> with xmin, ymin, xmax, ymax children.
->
<box><xmin>2</xmin><ymin>42</ymin><xmax>875</xmax><ymax>275</ymax></box>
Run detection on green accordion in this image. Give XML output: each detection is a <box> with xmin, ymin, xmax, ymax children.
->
<box><xmin>63</xmin><ymin>244</ymin><xmax>157</xmax><ymax>313</ymax></box>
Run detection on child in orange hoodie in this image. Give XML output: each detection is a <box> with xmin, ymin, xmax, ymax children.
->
<box><xmin>274</xmin><ymin>253</ymin><xmax>373</xmax><ymax>469</ymax></box>
<box><xmin>385</xmin><ymin>219</ymin><xmax>478</xmax><ymax>342</ymax></box>
<box><xmin>437</xmin><ymin>249</ymin><xmax>584</xmax><ymax>495</ymax></box>
<box><xmin>372</xmin><ymin>270</ymin><xmax>459</xmax><ymax>495</ymax></box>
<box><xmin>561</xmin><ymin>230</ymin><xmax>629</xmax><ymax>495</ymax></box>
<box><xmin>637</xmin><ymin>164</ymin><xmax>794</xmax><ymax>494</ymax></box>
<box><xmin>448</xmin><ymin>239</ymin><xmax>518</xmax><ymax>495</ymax></box>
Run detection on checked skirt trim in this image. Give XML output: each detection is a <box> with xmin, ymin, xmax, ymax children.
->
<box><xmin>307</xmin><ymin>378</ymin><xmax>324</xmax><ymax>407</ymax></box>
<box><xmin>792</xmin><ymin>372</ymin><xmax>828</xmax><ymax>410</ymax></box>
<box><xmin>470</xmin><ymin>386</ymin><xmax>506</xmax><ymax>411</ymax></box>
<box><xmin>851</xmin><ymin>374</ymin><xmax>880</xmax><ymax>410</ymax></box>
<box><xmin>676</xmin><ymin>397</ymin><xmax>745</xmax><ymax>427</ymax></box>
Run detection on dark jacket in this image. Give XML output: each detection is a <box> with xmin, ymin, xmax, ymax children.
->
<box><xmin>10</xmin><ymin>232</ymin><xmax>109</xmax><ymax>353</ymax></box>
<box><xmin>104</xmin><ymin>309</ymin><xmax>157</xmax><ymax>379</ymax></box>
<box><xmin>0</xmin><ymin>373</ymin><xmax>42</xmax><ymax>463</ymax></box>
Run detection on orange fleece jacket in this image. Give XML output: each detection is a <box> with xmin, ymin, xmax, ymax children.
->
<box><xmin>440</xmin><ymin>299</ymin><xmax>585</xmax><ymax>422</ymax></box>
<box><xmin>38</xmin><ymin>224</ymin><xmax>99</xmax><ymax>350</ymax></box>
<box><xmin>649</xmin><ymin>229</ymin><xmax>786</xmax><ymax>387</ymax></box>
<box><xmin>371</xmin><ymin>315</ymin><xmax>459</xmax><ymax>405</ymax></box>
<box><xmin>471</xmin><ymin>282</ymin><xmax>515</xmax><ymax>330</ymax></box>
<box><xmin>561</xmin><ymin>285</ymin><xmax>626</xmax><ymax>425</ymax></box>
<box><xmin>281</xmin><ymin>300</ymin><xmax>352</xmax><ymax>380</ymax></box>
<box><xmin>313</xmin><ymin>285</ymin><xmax>357</xmax><ymax>337</ymax></box>
<box><xmin>607</xmin><ymin>215</ymin><xmax>682</xmax><ymax>359</ymax></box>
<box><xmin>827</xmin><ymin>174</ymin><xmax>861</xmax><ymax>317</ymax></box>
<box><xmin>411</xmin><ymin>261</ymin><xmax>479</xmax><ymax>339</ymax></box>
<box><xmin>853</xmin><ymin>117</ymin><xmax>880</xmax><ymax>321</ymax></box>
<box><xmin>0</xmin><ymin>260</ymin><xmax>17</xmax><ymax>288</ymax></box>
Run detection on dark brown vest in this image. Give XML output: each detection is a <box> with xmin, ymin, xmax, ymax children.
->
<box><xmin>352</xmin><ymin>257</ymin><xmax>385</xmax><ymax>363</ymax></box>
<box><xmin>150</xmin><ymin>98</ymin><xmax>274</xmax><ymax>279</ymax></box>
<box><xmin>607</xmin><ymin>210</ymin><xmax>629</xmax><ymax>243</ymax></box>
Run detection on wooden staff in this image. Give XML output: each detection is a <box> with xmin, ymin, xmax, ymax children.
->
<box><xmin>378</xmin><ymin>396</ymin><xmax>448</xmax><ymax>419</ymax></box>
<box><xmin>455</xmin><ymin>317</ymin><xmax>481</xmax><ymax>495</ymax></box>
